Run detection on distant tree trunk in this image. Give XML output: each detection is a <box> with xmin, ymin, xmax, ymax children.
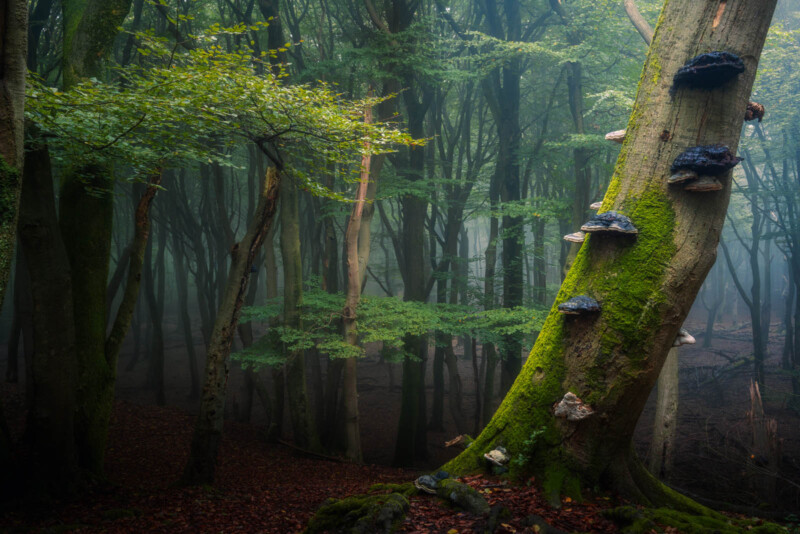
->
<box><xmin>280</xmin><ymin>174</ymin><xmax>320</xmax><ymax>452</ymax></box>
<box><xmin>781</xmin><ymin>266</ymin><xmax>794</xmax><ymax>371</ymax></box>
<box><xmin>263</xmin><ymin>221</ymin><xmax>284</xmax><ymax>442</ymax></box>
<box><xmin>446</xmin><ymin>0</ymin><xmax>776</xmax><ymax>508</ymax></box>
<box><xmin>172</xmin><ymin>227</ymin><xmax>199</xmax><ymax>400</ymax></box>
<box><xmin>144</xmin><ymin>214</ymin><xmax>167</xmax><ymax>406</ymax></box>
<box><xmin>482</xmin><ymin>195</ymin><xmax>500</xmax><ymax>427</ymax></box>
<box><xmin>648</xmin><ymin>347</ymin><xmax>679</xmax><ymax>481</ymax></box>
<box><xmin>182</xmin><ymin>167</ymin><xmax>280</xmax><ymax>485</ymax></box>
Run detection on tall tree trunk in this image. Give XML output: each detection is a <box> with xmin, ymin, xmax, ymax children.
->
<box><xmin>18</xmin><ymin>138</ymin><xmax>79</xmax><ymax>493</ymax></box>
<box><xmin>0</xmin><ymin>0</ymin><xmax>27</xmax><ymax>308</ymax></box>
<box><xmin>280</xmin><ymin>174</ymin><xmax>320</xmax><ymax>452</ymax></box>
<box><xmin>182</xmin><ymin>167</ymin><xmax>280</xmax><ymax>485</ymax></box>
<box><xmin>0</xmin><ymin>0</ymin><xmax>28</xmax><ymax>469</ymax></box>
<box><xmin>60</xmin><ymin>0</ymin><xmax>132</xmax><ymax>475</ymax></box>
<box><xmin>446</xmin><ymin>0</ymin><xmax>776</xmax><ymax>509</ymax></box>
<box><xmin>340</xmin><ymin>111</ymin><xmax>373</xmax><ymax>462</ymax></box>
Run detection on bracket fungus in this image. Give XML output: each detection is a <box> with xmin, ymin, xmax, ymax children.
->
<box><xmin>557</xmin><ymin>295</ymin><xmax>601</xmax><ymax>315</ymax></box>
<box><xmin>554</xmin><ymin>392</ymin><xmax>594</xmax><ymax>421</ymax></box>
<box><xmin>604</xmin><ymin>129</ymin><xmax>626</xmax><ymax>143</ymax></box>
<box><xmin>589</xmin><ymin>201</ymin><xmax>602</xmax><ymax>210</ymax></box>
<box><xmin>670</xmin><ymin>51</ymin><xmax>744</xmax><ymax>95</ymax></box>
<box><xmin>484</xmin><ymin>446</ymin><xmax>510</xmax><ymax>467</ymax></box>
<box><xmin>669</xmin><ymin>144</ymin><xmax>743</xmax><ymax>191</ymax></box>
<box><xmin>563</xmin><ymin>231</ymin><xmax>586</xmax><ymax>243</ymax></box>
<box><xmin>580</xmin><ymin>211</ymin><xmax>638</xmax><ymax>235</ymax></box>
<box><xmin>745</xmin><ymin>101</ymin><xmax>765</xmax><ymax>122</ymax></box>
<box><xmin>673</xmin><ymin>328</ymin><xmax>696</xmax><ymax>347</ymax></box>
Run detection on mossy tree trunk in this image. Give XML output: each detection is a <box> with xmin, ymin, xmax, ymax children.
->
<box><xmin>0</xmin><ymin>0</ymin><xmax>28</xmax><ymax>470</ymax></box>
<box><xmin>60</xmin><ymin>0</ymin><xmax>132</xmax><ymax>475</ymax></box>
<box><xmin>445</xmin><ymin>0</ymin><xmax>777</xmax><ymax>508</ymax></box>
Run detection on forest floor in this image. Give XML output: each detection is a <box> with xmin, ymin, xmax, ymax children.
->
<box><xmin>1</xmin><ymin>317</ymin><xmax>800</xmax><ymax>532</ymax></box>
<box><xmin>0</xmin><ymin>394</ymin><xmax>628</xmax><ymax>533</ymax></box>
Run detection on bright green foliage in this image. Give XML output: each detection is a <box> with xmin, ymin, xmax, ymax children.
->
<box><xmin>235</xmin><ymin>287</ymin><xmax>546</xmax><ymax>368</ymax></box>
<box><xmin>25</xmin><ymin>26</ymin><xmax>418</xmax><ymax>191</ymax></box>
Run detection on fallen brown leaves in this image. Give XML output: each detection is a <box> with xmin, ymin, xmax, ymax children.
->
<box><xmin>0</xmin><ymin>401</ymin><xmax>621</xmax><ymax>533</ymax></box>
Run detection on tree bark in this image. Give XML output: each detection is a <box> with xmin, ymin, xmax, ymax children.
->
<box><xmin>182</xmin><ymin>166</ymin><xmax>281</xmax><ymax>485</ymax></box>
<box><xmin>18</xmin><ymin>138</ymin><xmax>79</xmax><ymax>493</ymax></box>
<box><xmin>0</xmin><ymin>0</ymin><xmax>27</xmax><ymax>308</ymax></box>
<box><xmin>445</xmin><ymin>0</ymin><xmax>777</xmax><ymax>509</ymax></box>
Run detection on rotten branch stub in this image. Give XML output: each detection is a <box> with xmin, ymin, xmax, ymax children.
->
<box><xmin>745</xmin><ymin>101</ymin><xmax>765</xmax><ymax>122</ymax></box>
<box><xmin>557</xmin><ymin>295</ymin><xmax>601</xmax><ymax>315</ymax></box>
<box><xmin>580</xmin><ymin>211</ymin><xmax>638</xmax><ymax>235</ymax></box>
<box><xmin>668</xmin><ymin>144</ymin><xmax>743</xmax><ymax>192</ymax></box>
<box><xmin>554</xmin><ymin>392</ymin><xmax>594</xmax><ymax>421</ymax></box>
<box><xmin>673</xmin><ymin>328</ymin><xmax>696</xmax><ymax>347</ymax></box>
<box><xmin>670</xmin><ymin>51</ymin><xmax>744</xmax><ymax>96</ymax></box>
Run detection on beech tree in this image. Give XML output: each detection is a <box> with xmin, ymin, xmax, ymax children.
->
<box><xmin>445</xmin><ymin>0</ymin><xmax>778</xmax><ymax>508</ymax></box>
<box><xmin>0</xmin><ymin>0</ymin><xmax>27</xmax><ymax>472</ymax></box>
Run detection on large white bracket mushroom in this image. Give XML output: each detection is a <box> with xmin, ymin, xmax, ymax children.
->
<box><xmin>554</xmin><ymin>392</ymin><xmax>594</xmax><ymax>421</ymax></box>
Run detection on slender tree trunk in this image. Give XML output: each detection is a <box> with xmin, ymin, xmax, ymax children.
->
<box><xmin>144</xmin><ymin>214</ymin><xmax>166</xmax><ymax>406</ymax></box>
<box><xmin>280</xmin><ymin>173</ymin><xmax>320</xmax><ymax>452</ymax></box>
<box><xmin>648</xmin><ymin>347</ymin><xmax>679</xmax><ymax>481</ymax></box>
<box><xmin>446</xmin><ymin>0</ymin><xmax>776</xmax><ymax>509</ymax></box>
<box><xmin>172</xmin><ymin>230</ymin><xmax>200</xmax><ymax>399</ymax></box>
<box><xmin>182</xmin><ymin>167</ymin><xmax>280</xmax><ymax>485</ymax></box>
<box><xmin>340</xmin><ymin>110</ymin><xmax>373</xmax><ymax>462</ymax></box>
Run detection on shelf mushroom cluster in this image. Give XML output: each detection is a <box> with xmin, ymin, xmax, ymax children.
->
<box><xmin>668</xmin><ymin>144</ymin><xmax>743</xmax><ymax>192</ymax></box>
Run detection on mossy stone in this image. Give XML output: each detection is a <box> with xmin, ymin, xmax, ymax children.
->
<box><xmin>435</xmin><ymin>479</ymin><xmax>490</xmax><ymax>516</ymax></box>
<box><xmin>305</xmin><ymin>492</ymin><xmax>409</xmax><ymax>534</ymax></box>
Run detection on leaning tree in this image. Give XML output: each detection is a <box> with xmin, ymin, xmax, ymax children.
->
<box><xmin>444</xmin><ymin>0</ymin><xmax>777</xmax><ymax>509</ymax></box>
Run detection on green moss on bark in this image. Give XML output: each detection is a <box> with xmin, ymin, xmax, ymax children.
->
<box><xmin>0</xmin><ymin>155</ymin><xmax>21</xmax><ymax>304</ymax></box>
<box><xmin>603</xmin><ymin>506</ymin><xmax>789</xmax><ymax>534</ymax></box>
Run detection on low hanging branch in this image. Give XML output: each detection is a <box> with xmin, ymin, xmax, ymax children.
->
<box><xmin>105</xmin><ymin>170</ymin><xmax>163</xmax><ymax>364</ymax></box>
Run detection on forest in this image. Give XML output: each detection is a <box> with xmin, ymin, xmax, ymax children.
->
<box><xmin>1</xmin><ymin>0</ymin><xmax>800</xmax><ymax>532</ymax></box>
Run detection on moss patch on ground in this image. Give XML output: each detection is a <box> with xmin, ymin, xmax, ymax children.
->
<box><xmin>603</xmin><ymin>506</ymin><xmax>790</xmax><ymax>534</ymax></box>
<box><xmin>305</xmin><ymin>492</ymin><xmax>409</xmax><ymax>534</ymax></box>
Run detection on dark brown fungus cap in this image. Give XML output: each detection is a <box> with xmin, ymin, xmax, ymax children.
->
<box><xmin>580</xmin><ymin>211</ymin><xmax>638</xmax><ymax>235</ymax></box>
<box><xmin>558</xmin><ymin>295</ymin><xmax>601</xmax><ymax>315</ymax></box>
<box><xmin>670</xmin><ymin>51</ymin><xmax>744</xmax><ymax>95</ymax></box>
<box><xmin>670</xmin><ymin>144</ymin><xmax>743</xmax><ymax>176</ymax></box>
